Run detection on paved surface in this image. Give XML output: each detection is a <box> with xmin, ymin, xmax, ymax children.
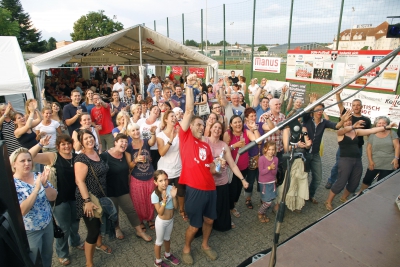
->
<box><xmin>52</xmin><ymin>129</ymin><xmax>369</xmax><ymax>267</ymax></box>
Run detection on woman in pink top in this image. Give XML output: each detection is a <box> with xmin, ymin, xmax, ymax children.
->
<box><xmin>205</xmin><ymin>121</ymin><xmax>247</xmax><ymax>231</ymax></box>
<box><xmin>257</xmin><ymin>141</ymin><xmax>279</xmax><ymax>223</ymax></box>
<box><xmin>223</xmin><ymin>115</ymin><xmax>257</xmax><ymax>218</ymax></box>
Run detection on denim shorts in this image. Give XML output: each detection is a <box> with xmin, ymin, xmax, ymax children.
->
<box><xmin>259</xmin><ymin>183</ymin><xmax>277</xmax><ymax>203</ymax></box>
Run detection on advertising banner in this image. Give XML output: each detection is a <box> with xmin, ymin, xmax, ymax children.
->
<box><xmin>253</xmin><ymin>57</ymin><xmax>281</xmax><ymax>73</ymax></box>
<box><xmin>289</xmin><ymin>83</ymin><xmax>307</xmax><ymax>103</ymax></box>
<box><xmin>323</xmin><ymin>89</ymin><xmax>400</xmax><ymax>125</ymax></box>
<box><xmin>172</xmin><ymin>66</ymin><xmax>183</xmax><ymax>75</ymax></box>
<box><xmin>286</xmin><ymin>50</ymin><xmax>400</xmax><ymax>91</ymax></box>
<box><xmin>189</xmin><ymin>67</ymin><xmax>205</xmax><ymax>78</ymax></box>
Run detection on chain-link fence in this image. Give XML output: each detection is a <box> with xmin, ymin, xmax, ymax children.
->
<box><xmin>144</xmin><ymin>0</ymin><xmax>400</xmax><ymax>96</ymax></box>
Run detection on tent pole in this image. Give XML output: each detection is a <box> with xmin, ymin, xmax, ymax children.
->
<box><xmin>139</xmin><ymin>25</ymin><xmax>144</xmax><ymax>95</ymax></box>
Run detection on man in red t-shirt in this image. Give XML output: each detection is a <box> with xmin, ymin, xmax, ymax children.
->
<box><xmin>91</xmin><ymin>93</ymin><xmax>114</xmax><ymax>152</ymax></box>
<box><xmin>179</xmin><ymin>74</ymin><xmax>219</xmax><ymax>265</ymax></box>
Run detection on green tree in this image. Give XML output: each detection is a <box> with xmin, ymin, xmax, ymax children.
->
<box><xmin>258</xmin><ymin>45</ymin><xmax>268</xmax><ymax>52</ymax></box>
<box><xmin>184</xmin><ymin>39</ymin><xmax>199</xmax><ymax>47</ymax></box>
<box><xmin>0</xmin><ymin>7</ymin><xmax>19</xmax><ymax>36</ymax></box>
<box><xmin>212</xmin><ymin>40</ymin><xmax>229</xmax><ymax>46</ymax></box>
<box><xmin>46</xmin><ymin>37</ymin><xmax>57</xmax><ymax>52</ymax></box>
<box><xmin>70</xmin><ymin>10</ymin><xmax>123</xmax><ymax>41</ymax></box>
<box><xmin>360</xmin><ymin>46</ymin><xmax>370</xmax><ymax>50</ymax></box>
<box><xmin>0</xmin><ymin>0</ymin><xmax>46</xmax><ymax>52</ymax></box>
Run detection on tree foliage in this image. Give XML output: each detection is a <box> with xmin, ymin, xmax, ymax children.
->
<box><xmin>70</xmin><ymin>10</ymin><xmax>123</xmax><ymax>41</ymax></box>
<box><xmin>185</xmin><ymin>39</ymin><xmax>199</xmax><ymax>47</ymax></box>
<box><xmin>46</xmin><ymin>37</ymin><xmax>57</xmax><ymax>52</ymax></box>
<box><xmin>360</xmin><ymin>46</ymin><xmax>370</xmax><ymax>50</ymax></box>
<box><xmin>0</xmin><ymin>0</ymin><xmax>46</xmax><ymax>52</ymax></box>
<box><xmin>258</xmin><ymin>45</ymin><xmax>268</xmax><ymax>51</ymax></box>
<box><xmin>0</xmin><ymin>7</ymin><xmax>19</xmax><ymax>36</ymax></box>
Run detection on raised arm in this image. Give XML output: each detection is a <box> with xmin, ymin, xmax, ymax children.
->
<box><xmin>180</xmin><ymin>74</ymin><xmax>196</xmax><ymax>131</ymax></box>
<box><xmin>286</xmin><ymin>91</ymin><xmax>295</xmax><ymax>111</ymax></box>
<box><xmin>218</xmin><ymin>79</ymin><xmax>229</xmax><ymax>107</ymax></box>
<box><xmin>335</xmin><ymin>89</ymin><xmax>345</xmax><ymax>114</ymax></box>
<box><xmin>252</xmin><ymin>86</ymin><xmax>262</xmax><ymax>108</ymax></box>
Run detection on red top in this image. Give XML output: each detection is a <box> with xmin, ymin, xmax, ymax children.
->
<box><xmin>179</xmin><ymin>127</ymin><xmax>216</xmax><ymax>191</ymax></box>
<box><xmin>228</xmin><ymin>129</ymin><xmax>250</xmax><ymax>171</ymax></box>
<box><xmin>91</xmin><ymin>104</ymin><xmax>114</xmax><ymax>135</ymax></box>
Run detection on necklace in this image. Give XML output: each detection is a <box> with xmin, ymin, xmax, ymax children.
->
<box><xmin>61</xmin><ymin>154</ymin><xmax>73</xmax><ymax>167</ymax></box>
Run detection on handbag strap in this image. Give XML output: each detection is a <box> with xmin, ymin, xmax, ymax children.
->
<box><xmin>89</xmin><ymin>163</ymin><xmax>106</xmax><ymax>197</ymax></box>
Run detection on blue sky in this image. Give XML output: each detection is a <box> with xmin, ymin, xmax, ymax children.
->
<box><xmin>20</xmin><ymin>0</ymin><xmax>400</xmax><ymax>45</ymax></box>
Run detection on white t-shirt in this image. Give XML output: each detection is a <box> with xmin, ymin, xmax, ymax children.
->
<box><xmin>137</xmin><ymin>118</ymin><xmax>161</xmax><ymax>150</ymax></box>
<box><xmin>156</xmin><ymin>131</ymin><xmax>181</xmax><ymax>178</ymax></box>
<box><xmin>248</xmin><ymin>84</ymin><xmax>259</xmax><ymax>95</ymax></box>
<box><xmin>34</xmin><ymin>120</ymin><xmax>60</xmax><ymax>148</ymax></box>
<box><xmin>113</xmin><ymin>82</ymin><xmax>125</xmax><ymax>99</ymax></box>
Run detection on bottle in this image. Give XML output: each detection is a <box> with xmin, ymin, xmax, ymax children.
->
<box><xmin>215</xmin><ymin>147</ymin><xmax>225</xmax><ymax>173</ymax></box>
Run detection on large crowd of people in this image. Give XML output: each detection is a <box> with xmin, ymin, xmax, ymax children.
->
<box><xmin>2</xmin><ymin>69</ymin><xmax>399</xmax><ymax>267</ymax></box>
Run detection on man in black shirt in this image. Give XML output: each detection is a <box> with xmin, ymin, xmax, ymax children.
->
<box><xmin>325</xmin><ymin>90</ymin><xmax>371</xmax><ymax>189</ymax></box>
<box><xmin>229</xmin><ymin>70</ymin><xmax>239</xmax><ymax>84</ymax></box>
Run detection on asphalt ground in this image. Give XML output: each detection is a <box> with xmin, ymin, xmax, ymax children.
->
<box><xmin>51</xmin><ymin>129</ymin><xmax>369</xmax><ymax>267</ymax></box>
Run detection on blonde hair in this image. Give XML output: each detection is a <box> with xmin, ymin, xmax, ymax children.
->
<box><xmin>130</xmin><ymin>104</ymin><xmax>140</xmax><ymax>114</ymax></box>
<box><xmin>116</xmin><ymin>111</ymin><xmax>129</xmax><ymax>126</ymax></box>
<box><xmin>9</xmin><ymin>147</ymin><xmax>32</xmax><ymax>173</ymax></box>
<box><xmin>127</xmin><ymin>122</ymin><xmax>140</xmax><ymax>133</ymax></box>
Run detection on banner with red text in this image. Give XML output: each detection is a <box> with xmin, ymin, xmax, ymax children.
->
<box><xmin>172</xmin><ymin>66</ymin><xmax>183</xmax><ymax>76</ymax></box>
<box><xmin>253</xmin><ymin>57</ymin><xmax>281</xmax><ymax>73</ymax></box>
<box><xmin>323</xmin><ymin>89</ymin><xmax>400</xmax><ymax>125</ymax></box>
<box><xmin>188</xmin><ymin>67</ymin><xmax>205</xmax><ymax>78</ymax></box>
<box><xmin>286</xmin><ymin>50</ymin><xmax>400</xmax><ymax>91</ymax></box>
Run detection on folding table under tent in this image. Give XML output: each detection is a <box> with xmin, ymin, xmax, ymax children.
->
<box><xmin>27</xmin><ymin>25</ymin><xmax>219</xmax><ymax>101</ymax></box>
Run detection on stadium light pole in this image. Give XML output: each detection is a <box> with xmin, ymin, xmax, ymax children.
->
<box><xmin>349</xmin><ymin>7</ymin><xmax>355</xmax><ymax>50</ymax></box>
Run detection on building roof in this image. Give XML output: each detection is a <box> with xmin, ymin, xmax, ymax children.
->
<box><xmin>338</xmin><ymin>21</ymin><xmax>390</xmax><ymax>41</ymax></box>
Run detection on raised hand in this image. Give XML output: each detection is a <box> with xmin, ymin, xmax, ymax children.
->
<box><xmin>170</xmin><ymin>186</ymin><xmax>177</xmax><ymax>198</ymax></box>
<box><xmin>39</xmin><ymin>135</ymin><xmax>51</xmax><ymax>146</ymax></box>
<box><xmin>269</xmin><ymin>161</ymin><xmax>276</xmax><ymax>170</ymax></box>
<box><xmin>309</xmin><ymin>93</ymin><xmax>318</xmax><ymax>103</ymax></box>
<box><xmin>341</xmin><ymin>109</ymin><xmax>352</xmax><ymax>122</ymax></box>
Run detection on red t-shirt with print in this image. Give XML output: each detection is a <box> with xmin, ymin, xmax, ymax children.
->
<box><xmin>179</xmin><ymin>127</ymin><xmax>216</xmax><ymax>191</ymax></box>
<box><xmin>90</xmin><ymin>104</ymin><xmax>114</xmax><ymax>135</ymax></box>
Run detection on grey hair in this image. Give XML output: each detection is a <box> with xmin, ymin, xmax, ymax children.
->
<box><xmin>127</xmin><ymin>122</ymin><xmax>140</xmax><ymax>132</ymax></box>
<box><xmin>374</xmin><ymin>116</ymin><xmax>390</xmax><ymax>126</ymax></box>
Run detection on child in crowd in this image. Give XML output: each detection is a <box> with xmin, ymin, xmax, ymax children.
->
<box><xmin>257</xmin><ymin>141</ymin><xmax>279</xmax><ymax>223</ymax></box>
<box><xmin>151</xmin><ymin>170</ymin><xmax>181</xmax><ymax>267</ymax></box>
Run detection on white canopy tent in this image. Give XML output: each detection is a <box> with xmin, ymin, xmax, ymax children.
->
<box><xmin>0</xmin><ymin>36</ymin><xmax>34</xmax><ymax>112</ymax></box>
<box><xmin>28</xmin><ymin>25</ymin><xmax>219</xmax><ymax>100</ymax></box>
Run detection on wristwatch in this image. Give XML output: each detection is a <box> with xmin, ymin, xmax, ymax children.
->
<box><xmin>230</xmin><ymin>145</ymin><xmax>234</xmax><ymax>151</ymax></box>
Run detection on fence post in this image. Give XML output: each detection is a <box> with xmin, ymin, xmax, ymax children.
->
<box><xmin>288</xmin><ymin>0</ymin><xmax>294</xmax><ymax>50</ymax></box>
<box><xmin>201</xmin><ymin>9</ymin><xmax>204</xmax><ymax>53</ymax></box>
<box><xmin>167</xmin><ymin>17</ymin><xmax>169</xmax><ymax>37</ymax></box>
<box><xmin>336</xmin><ymin>0</ymin><xmax>345</xmax><ymax>49</ymax></box>
<box><xmin>223</xmin><ymin>4</ymin><xmax>226</xmax><ymax>69</ymax></box>
<box><xmin>182</xmin><ymin>14</ymin><xmax>185</xmax><ymax>44</ymax></box>
<box><xmin>250</xmin><ymin>0</ymin><xmax>256</xmax><ymax>79</ymax></box>
<box><xmin>154</xmin><ymin>20</ymin><xmax>156</xmax><ymax>31</ymax></box>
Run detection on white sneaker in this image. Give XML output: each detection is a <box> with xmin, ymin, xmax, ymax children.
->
<box><xmin>395</xmin><ymin>195</ymin><xmax>400</xmax><ymax>211</ymax></box>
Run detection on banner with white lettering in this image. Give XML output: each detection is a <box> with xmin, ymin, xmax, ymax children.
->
<box><xmin>323</xmin><ymin>89</ymin><xmax>400</xmax><ymax>126</ymax></box>
<box><xmin>253</xmin><ymin>57</ymin><xmax>281</xmax><ymax>73</ymax></box>
<box><xmin>289</xmin><ymin>83</ymin><xmax>307</xmax><ymax>104</ymax></box>
<box><xmin>286</xmin><ymin>50</ymin><xmax>400</xmax><ymax>91</ymax></box>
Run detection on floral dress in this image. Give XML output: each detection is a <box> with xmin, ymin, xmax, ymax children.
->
<box><xmin>14</xmin><ymin>174</ymin><xmax>55</xmax><ymax>230</ymax></box>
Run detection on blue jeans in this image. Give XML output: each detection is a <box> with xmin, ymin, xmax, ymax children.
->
<box><xmin>244</xmin><ymin>168</ymin><xmax>259</xmax><ymax>198</ymax></box>
<box><xmin>328</xmin><ymin>147</ymin><xmax>363</xmax><ymax>184</ymax></box>
<box><xmin>53</xmin><ymin>201</ymin><xmax>81</xmax><ymax>258</ymax></box>
<box><xmin>307</xmin><ymin>153</ymin><xmax>322</xmax><ymax>198</ymax></box>
<box><xmin>26</xmin><ymin>222</ymin><xmax>53</xmax><ymax>267</ymax></box>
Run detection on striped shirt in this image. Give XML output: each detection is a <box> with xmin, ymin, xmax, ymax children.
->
<box><xmin>259</xmin><ymin>111</ymin><xmax>286</xmax><ymax>152</ymax></box>
<box><xmin>2</xmin><ymin>120</ymin><xmax>20</xmax><ymax>155</ymax></box>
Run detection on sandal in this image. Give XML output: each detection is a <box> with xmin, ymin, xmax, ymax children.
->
<box><xmin>309</xmin><ymin>197</ymin><xmax>319</xmax><ymax>204</ymax></box>
<box><xmin>59</xmin><ymin>258</ymin><xmax>70</xmax><ymax>266</ymax></box>
<box><xmin>258</xmin><ymin>214</ymin><xmax>269</xmax><ymax>223</ymax></box>
<box><xmin>148</xmin><ymin>221</ymin><xmax>155</xmax><ymax>230</ymax></box>
<box><xmin>136</xmin><ymin>231</ymin><xmax>152</xmax><ymax>242</ymax></box>
<box><xmin>245</xmin><ymin>199</ymin><xmax>253</xmax><ymax>209</ymax></box>
<box><xmin>115</xmin><ymin>228</ymin><xmax>124</xmax><ymax>240</ymax></box>
<box><xmin>139</xmin><ymin>223</ymin><xmax>147</xmax><ymax>232</ymax></box>
<box><xmin>325</xmin><ymin>202</ymin><xmax>333</xmax><ymax>211</ymax></box>
<box><xmin>179</xmin><ymin>210</ymin><xmax>189</xmax><ymax>222</ymax></box>
<box><xmin>339</xmin><ymin>197</ymin><xmax>347</xmax><ymax>203</ymax></box>
<box><xmin>231</xmin><ymin>208</ymin><xmax>240</xmax><ymax>218</ymax></box>
<box><xmin>95</xmin><ymin>244</ymin><xmax>112</xmax><ymax>254</ymax></box>
<box><xmin>231</xmin><ymin>221</ymin><xmax>236</xmax><ymax>229</ymax></box>
<box><xmin>73</xmin><ymin>242</ymin><xmax>85</xmax><ymax>251</ymax></box>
